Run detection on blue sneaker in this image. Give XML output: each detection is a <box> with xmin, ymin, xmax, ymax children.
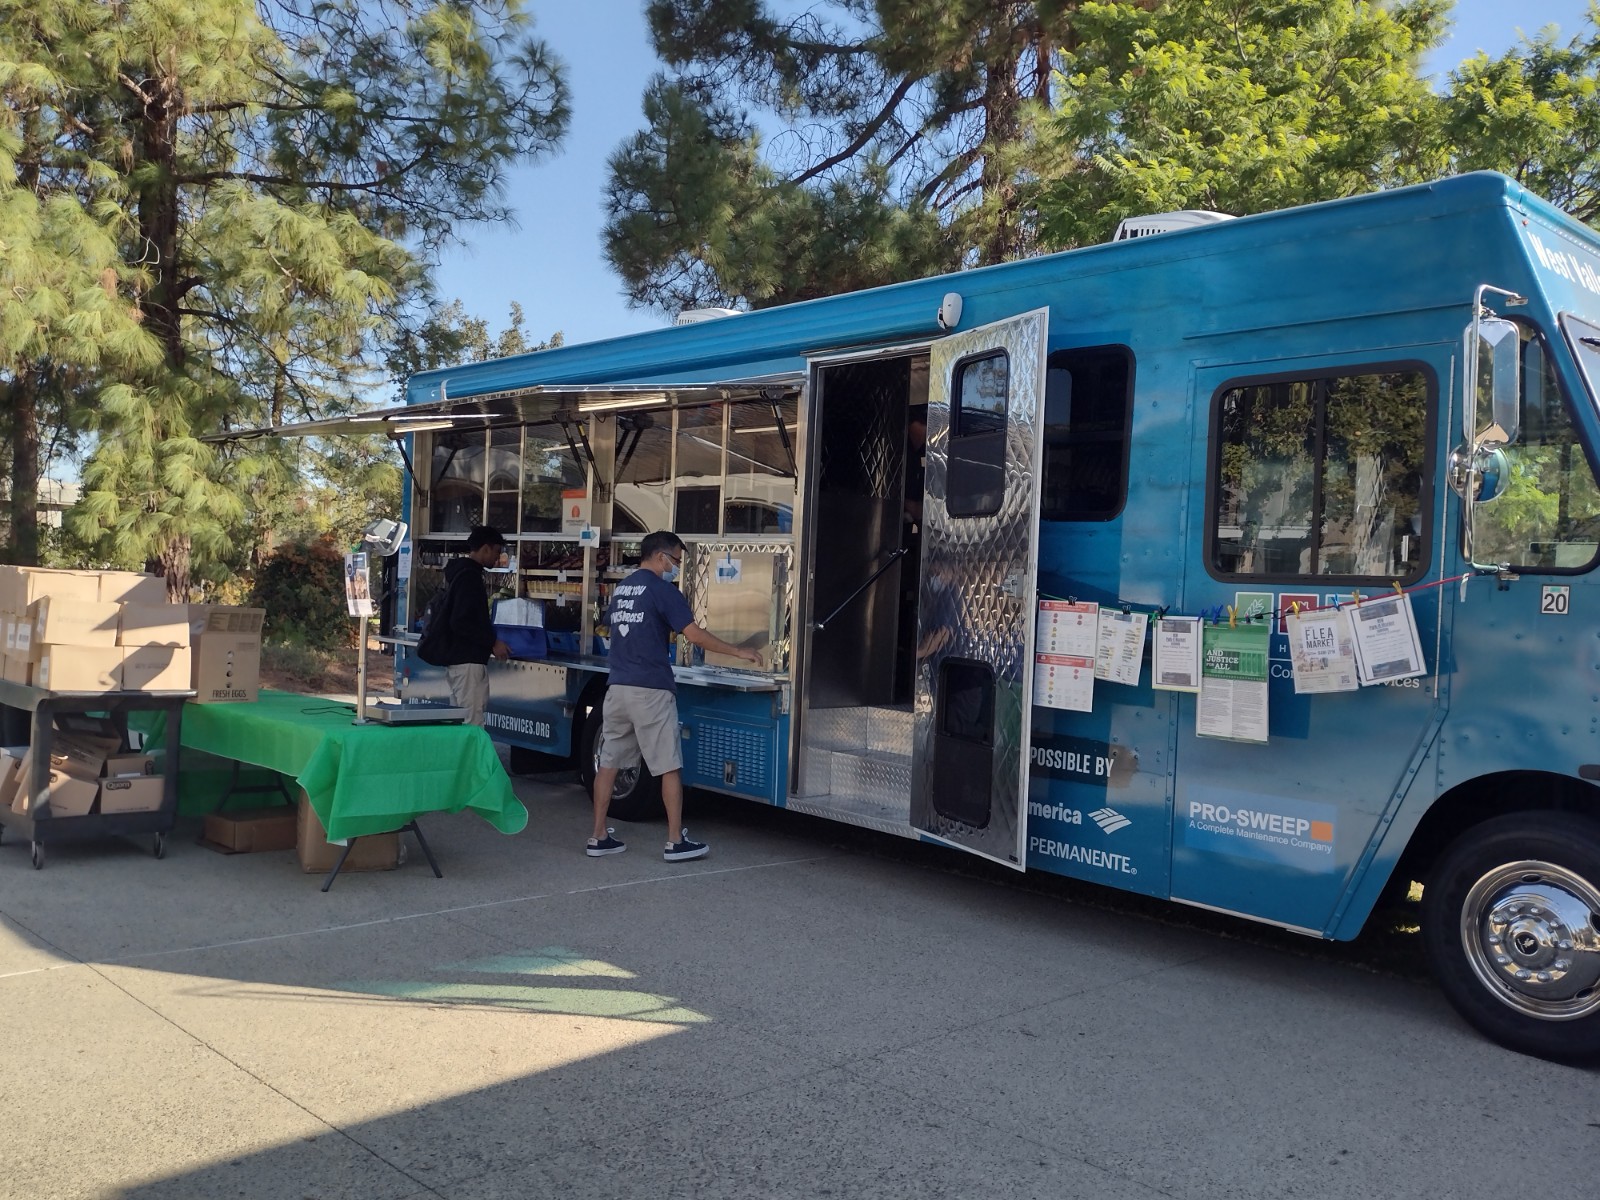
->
<box><xmin>586</xmin><ymin>828</ymin><xmax>626</xmax><ymax>857</ymax></box>
<box><xmin>664</xmin><ymin>829</ymin><xmax>708</xmax><ymax>862</ymax></box>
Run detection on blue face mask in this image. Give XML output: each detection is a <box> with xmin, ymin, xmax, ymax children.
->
<box><xmin>663</xmin><ymin>565</ymin><xmax>680</xmax><ymax>584</ymax></box>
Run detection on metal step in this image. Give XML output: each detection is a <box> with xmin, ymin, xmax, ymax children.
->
<box><xmin>803</xmin><ymin>705</ymin><xmax>914</xmax><ymax>756</ymax></box>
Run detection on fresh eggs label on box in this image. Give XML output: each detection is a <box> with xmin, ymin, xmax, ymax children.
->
<box><xmin>1181</xmin><ymin>784</ymin><xmax>1336</xmax><ymax>868</ymax></box>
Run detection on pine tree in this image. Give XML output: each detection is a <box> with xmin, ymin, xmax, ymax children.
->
<box><xmin>605</xmin><ymin>0</ymin><xmax>1080</xmax><ymax>315</ymax></box>
<box><xmin>3</xmin><ymin>0</ymin><xmax>569</xmax><ymax>596</ymax></box>
<box><xmin>0</xmin><ymin>0</ymin><xmax>160</xmax><ymax>563</ymax></box>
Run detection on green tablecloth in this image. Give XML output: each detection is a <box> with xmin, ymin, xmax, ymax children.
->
<box><xmin>176</xmin><ymin>691</ymin><xmax>527</xmax><ymax>841</ymax></box>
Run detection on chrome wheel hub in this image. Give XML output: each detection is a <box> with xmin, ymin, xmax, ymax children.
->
<box><xmin>1461</xmin><ymin>861</ymin><xmax>1600</xmax><ymax>1020</ymax></box>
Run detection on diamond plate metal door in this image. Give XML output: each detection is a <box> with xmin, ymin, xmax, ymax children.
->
<box><xmin>911</xmin><ymin>309</ymin><xmax>1048</xmax><ymax>868</ymax></box>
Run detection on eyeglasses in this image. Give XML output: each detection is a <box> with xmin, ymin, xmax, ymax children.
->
<box><xmin>666</xmin><ymin>553</ymin><xmax>683</xmax><ymax>567</ymax></box>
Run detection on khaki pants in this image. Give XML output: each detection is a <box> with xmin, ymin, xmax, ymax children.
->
<box><xmin>446</xmin><ymin>662</ymin><xmax>490</xmax><ymax>726</ymax></box>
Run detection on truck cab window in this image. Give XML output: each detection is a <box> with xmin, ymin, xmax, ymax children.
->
<box><xmin>1041</xmin><ymin>346</ymin><xmax>1133</xmax><ymax>521</ymax></box>
<box><xmin>1211</xmin><ymin>367</ymin><xmax>1430</xmax><ymax>580</ymax></box>
<box><xmin>1472</xmin><ymin>328</ymin><xmax>1600</xmax><ymax>571</ymax></box>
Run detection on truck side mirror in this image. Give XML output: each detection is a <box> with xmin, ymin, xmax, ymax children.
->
<box><xmin>1465</xmin><ymin>315</ymin><xmax>1521</xmax><ymax>449</ymax></box>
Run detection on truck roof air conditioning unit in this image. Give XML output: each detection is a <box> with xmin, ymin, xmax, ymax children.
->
<box><xmin>676</xmin><ymin>307</ymin><xmax>742</xmax><ymax>325</ymax></box>
<box><xmin>1111</xmin><ymin>210</ymin><xmax>1236</xmax><ymax>242</ymax></box>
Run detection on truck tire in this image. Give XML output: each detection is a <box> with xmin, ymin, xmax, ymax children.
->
<box><xmin>1421</xmin><ymin>811</ymin><xmax>1600</xmax><ymax>1063</ymax></box>
<box><xmin>576</xmin><ymin>706</ymin><xmax>665</xmax><ymax>824</ymax></box>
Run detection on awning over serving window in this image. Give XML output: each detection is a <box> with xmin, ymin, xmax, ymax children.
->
<box><xmin>203</xmin><ymin>376</ymin><xmax>805</xmax><ymax>443</ymax></box>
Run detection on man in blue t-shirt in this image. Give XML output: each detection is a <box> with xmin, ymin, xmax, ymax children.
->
<box><xmin>588</xmin><ymin>530</ymin><xmax>761</xmax><ymax>861</ymax></box>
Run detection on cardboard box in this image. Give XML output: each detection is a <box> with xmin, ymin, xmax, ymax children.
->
<box><xmin>8</xmin><ymin>747</ymin><xmax>31</xmax><ymax>812</ymax></box>
<box><xmin>2</xmin><ymin>611</ymin><xmax>16</xmax><ymax>654</ymax></box>
<box><xmin>0</xmin><ymin>567</ymin><xmax>100</xmax><ymax>614</ymax></box>
<box><xmin>103</xmin><ymin>752</ymin><xmax>157</xmax><ymax>778</ymax></box>
<box><xmin>0</xmin><ymin>654</ymin><xmax>28</xmax><ymax>686</ymax></box>
<box><xmin>121</xmin><ymin>646</ymin><xmax>192</xmax><ymax>692</ymax></box>
<box><xmin>98</xmin><ymin>775</ymin><xmax>164</xmax><ymax>813</ymax></box>
<box><xmin>98</xmin><ymin>571</ymin><xmax>169</xmax><ymax>606</ymax></box>
<box><xmin>118</xmin><ymin>604</ymin><xmax>190</xmax><ymax>648</ymax></box>
<box><xmin>12</xmin><ymin>611</ymin><xmax>32</xmax><ymax>659</ymax></box>
<box><xmin>32</xmin><ymin>597</ymin><xmax>121</xmax><ymax>648</ymax></box>
<box><xmin>21</xmin><ymin>769</ymin><xmax>99</xmax><ymax>816</ymax></box>
<box><xmin>52</xmin><ymin>731</ymin><xmax>120</xmax><ymax>777</ymax></box>
<box><xmin>11</xmin><ymin>735</ymin><xmax>115</xmax><ymax>817</ymax></box>
<box><xmin>0</xmin><ymin>749</ymin><xmax>23</xmax><ymax>811</ymax></box>
<box><xmin>188</xmin><ymin>606</ymin><xmax>264</xmax><ymax>703</ymax></box>
<box><xmin>204</xmin><ymin>805</ymin><xmax>298</xmax><ymax>853</ymax></box>
<box><xmin>295</xmin><ymin>793</ymin><xmax>399</xmax><ymax>873</ymax></box>
<box><xmin>36</xmin><ymin>645</ymin><xmax>123</xmax><ymax>692</ymax></box>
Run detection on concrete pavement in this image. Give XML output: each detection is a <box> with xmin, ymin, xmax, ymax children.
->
<box><xmin>1</xmin><ymin>771</ymin><xmax>1595</xmax><ymax>1199</ymax></box>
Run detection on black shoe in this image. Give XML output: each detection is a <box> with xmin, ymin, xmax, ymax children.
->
<box><xmin>586</xmin><ymin>828</ymin><xmax>626</xmax><ymax>857</ymax></box>
<box><xmin>663</xmin><ymin>829</ymin><xmax>708</xmax><ymax>862</ymax></box>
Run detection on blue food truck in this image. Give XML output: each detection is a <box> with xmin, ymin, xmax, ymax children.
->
<box><xmin>233</xmin><ymin>173</ymin><xmax>1600</xmax><ymax>1061</ymax></box>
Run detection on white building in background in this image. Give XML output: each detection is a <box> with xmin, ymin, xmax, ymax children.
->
<box><xmin>0</xmin><ymin>479</ymin><xmax>81</xmax><ymax>530</ymax></box>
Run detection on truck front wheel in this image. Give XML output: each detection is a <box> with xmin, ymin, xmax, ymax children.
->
<box><xmin>575</xmin><ymin>705</ymin><xmax>665</xmax><ymax>824</ymax></box>
<box><xmin>1422</xmin><ymin>812</ymin><xmax>1600</xmax><ymax>1063</ymax></box>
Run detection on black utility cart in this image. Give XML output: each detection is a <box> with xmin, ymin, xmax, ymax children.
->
<box><xmin>0</xmin><ymin>678</ymin><xmax>193</xmax><ymax>869</ymax></box>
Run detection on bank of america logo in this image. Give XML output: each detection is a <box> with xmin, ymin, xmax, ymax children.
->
<box><xmin>1089</xmin><ymin>807</ymin><xmax>1131</xmax><ymax>834</ymax></box>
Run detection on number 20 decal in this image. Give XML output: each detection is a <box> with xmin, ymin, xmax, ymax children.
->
<box><xmin>1541</xmin><ymin>585</ymin><xmax>1571</xmax><ymax>615</ymax></box>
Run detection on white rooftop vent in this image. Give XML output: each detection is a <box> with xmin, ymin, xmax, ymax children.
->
<box><xmin>1111</xmin><ymin>210</ymin><xmax>1236</xmax><ymax>242</ymax></box>
<box><xmin>676</xmin><ymin>307</ymin><xmax>742</xmax><ymax>325</ymax></box>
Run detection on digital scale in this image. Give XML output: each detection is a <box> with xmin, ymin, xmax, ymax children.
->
<box><xmin>361</xmin><ymin>701</ymin><xmax>468</xmax><ymax>726</ymax></box>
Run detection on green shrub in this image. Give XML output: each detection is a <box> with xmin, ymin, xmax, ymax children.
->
<box><xmin>260</xmin><ymin>641</ymin><xmax>335</xmax><ymax>688</ymax></box>
<box><xmin>250</xmin><ymin>536</ymin><xmax>355</xmax><ymax>650</ymax></box>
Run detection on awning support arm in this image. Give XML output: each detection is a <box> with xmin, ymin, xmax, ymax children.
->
<box><xmin>558</xmin><ymin>417</ymin><xmax>596</xmax><ymax>476</ymax></box>
<box><xmin>391</xmin><ymin>434</ymin><xmax>425</xmax><ymax>493</ymax></box>
<box><xmin>770</xmin><ymin>397</ymin><xmax>798</xmax><ymax>477</ymax></box>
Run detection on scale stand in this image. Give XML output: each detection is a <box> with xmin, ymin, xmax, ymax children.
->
<box><xmin>353</xmin><ymin>615</ymin><xmax>373</xmax><ymax>726</ymax></box>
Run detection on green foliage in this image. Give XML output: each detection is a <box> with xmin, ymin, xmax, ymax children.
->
<box><xmin>260</xmin><ymin>641</ymin><xmax>339</xmax><ymax>690</ymax></box>
<box><xmin>4</xmin><ymin>0</ymin><xmax>570</xmax><ymax>590</ymax></box>
<box><xmin>1031</xmin><ymin>0</ymin><xmax>1450</xmax><ymax>248</ymax></box>
<box><xmin>249</xmin><ymin>536</ymin><xmax>355</xmax><ymax>651</ymax></box>
<box><xmin>385</xmin><ymin>299</ymin><xmax>564</xmax><ymax>401</ymax></box>
<box><xmin>1440</xmin><ymin>11</ymin><xmax>1600</xmax><ymax>223</ymax></box>
<box><xmin>606</xmin><ymin>1</ymin><xmax>1070</xmax><ymax>313</ymax></box>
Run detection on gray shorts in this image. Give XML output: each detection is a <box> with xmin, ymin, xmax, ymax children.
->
<box><xmin>599</xmin><ymin>685</ymin><xmax>682</xmax><ymax>775</ymax></box>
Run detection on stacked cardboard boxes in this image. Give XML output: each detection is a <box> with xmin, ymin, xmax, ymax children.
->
<box><xmin>120</xmin><ymin>604</ymin><xmax>192</xmax><ymax>692</ymax></box>
<box><xmin>6</xmin><ymin>723</ymin><xmax>165</xmax><ymax>817</ymax></box>
<box><xmin>0</xmin><ymin>566</ymin><xmax>261</xmax><ymax>699</ymax></box>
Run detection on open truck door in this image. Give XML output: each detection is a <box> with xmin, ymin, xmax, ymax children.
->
<box><xmin>911</xmin><ymin>309</ymin><xmax>1049</xmax><ymax>867</ymax></box>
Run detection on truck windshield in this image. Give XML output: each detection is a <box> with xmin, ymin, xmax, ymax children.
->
<box><xmin>1566</xmin><ymin>314</ymin><xmax>1600</xmax><ymax>410</ymax></box>
<box><xmin>1471</xmin><ymin>324</ymin><xmax>1600</xmax><ymax>572</ymax></box>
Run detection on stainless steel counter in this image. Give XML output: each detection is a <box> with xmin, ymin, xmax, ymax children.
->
<box><xmin>383</xmin><ymin>637</ymin><xmax>786</xmax><ymax>694</ymax></box>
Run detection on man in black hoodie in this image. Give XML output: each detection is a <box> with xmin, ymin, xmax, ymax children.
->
<box><xmin>419</xmin><ymin>525</ymin><xmax>510</xmax><ymax>726</ymax></box>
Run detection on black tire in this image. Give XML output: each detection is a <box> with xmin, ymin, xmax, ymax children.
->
<box><xmin>30</xmin><ymin>841</ymin><xmax>42</xmax><ymax>870</ymax></box>
<box><xmin>508</xmin><ymin>744</ymin><xmax>571</xmax><ymax>776</ymax></box>
<box><xmin>153</xmin><ymin>832</ymin><xmax>167</xmax><ymax>860</ymax></box>
<box><xmin>576</xmin><ymin>704</ymin><xmax>665</xmax><ymax>824</ymax></box>
<box><xmin>1421</xmin><ymin>811</ymin><xmax>1600</xmax><ymax>1063</ymax></box>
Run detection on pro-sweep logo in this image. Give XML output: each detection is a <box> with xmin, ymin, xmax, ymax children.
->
<box><xmin>1182</xmin><ymin>788</ymin><xmax>1337</xmax><ymax>868</ymax></box>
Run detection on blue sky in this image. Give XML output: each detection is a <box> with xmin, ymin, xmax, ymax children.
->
<box><xmin>430</xmin><ymin>0</ymin><xmax>1599</xmax><ymax>350</ymax></box>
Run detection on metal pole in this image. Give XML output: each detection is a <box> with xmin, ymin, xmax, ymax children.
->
<box><xmin>353</xmin><ymin>615</ymin><xmax>371</xmax><ymax>725</ymax></box>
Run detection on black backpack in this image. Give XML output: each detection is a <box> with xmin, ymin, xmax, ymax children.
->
<box><xmin>415</xmin><ymin>576</ymin><xmax>458</xmax><ymax>666</ymax></box>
